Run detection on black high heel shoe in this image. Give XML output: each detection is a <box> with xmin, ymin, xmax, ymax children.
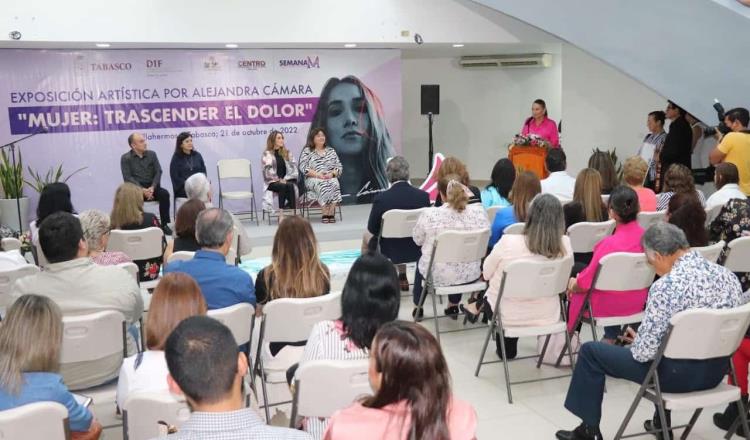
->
<box><xmin>444</xmin><ymin>305</ymin><xmax>459</xmax><ymax>320</ymax></box>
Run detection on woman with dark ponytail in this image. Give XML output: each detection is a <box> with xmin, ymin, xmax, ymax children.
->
<box><xmin>520</xmin><ymin>98</ymin><xmax>560</xmax><ymax>147</ymax></box>
<box><xmin>324</xmin><ymin>321</ymin><xmax>477</xmax><ymax>440</ymax></box>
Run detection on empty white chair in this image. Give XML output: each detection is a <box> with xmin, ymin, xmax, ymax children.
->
<box><xmin>637</xmin><ymin>210</ymin><xmax>667</xmax><ymax>230</ymax></box>
<box><xmin>122</xmin><ymin>392</ymin><xmax>190</xmax><ymax>440</ymax></box>
<box><xmin>722</xmin><ymin>236</ymin><xmax>750</xmax><ymax>272</ymax></box>
<box><xmin>613</xmin><ymin>303</ymin><xmax>750</xmax><ymax>440</ymax></box>
<box><xmin>0</xmin><ymin>401</ymin><xmax>69</xmax><ymax>440</ymax></box>
<box><xmin>416</xmin><ymin>229</ymin><xmax>490</xmax><ymax>345</ymax></box>
<box><xmin>255</xmin><ymin>292</ymin><xmax>343</xmax><ymax>421</ymax></box>
<box><xmin>1</xmin><ymin>237</ymin><xmax>22</xmax><ymax>251</ymax></box>
<box><xmin>503</xmin><ymin>222</ymin><xmax>525</xmax><ymax>235</ymax></box>
<box><xmin>107</xmin><ymin>227</ymin><xmax>164</xmax><ymax>289</ymax></box>
<box><xmin>567</xmin><ymin>220</ymin><xmax>616</xmax><ymax>254</ymax></box>
<box><xmin>217</xmin><ymin>158</ymin><xmax>259</xmax><ymax>225</ymax></box>
<box><xmin>486</xmin><ymin>206</ymin><xmax>501</xmax><ymax>225</ymax></box>
<box><xmin>0</xmin><ymin>264</ymin><xmax>39</xmax><ymax>316</ymax></box>
<box><xmin>475</xmin><ymin>256</ymin><xmax>575</xmax><ymax>403</ymax></box>
<box><xmin>378</xmin><ymin>207</ymin><xmax>430</xmax><ymax>252</ymax></box>
<box><xmin>208</xmin><ymin>303</ymin><xmax>255</xmax><ymax>349</ymax></box>
<box><xmin>692</xmin><ymin>240</ymin><xmax>725</xmax><ymax>263</ymax></box>
<box><xmin>290</xmin><ymin>359</ymin><xmax>370</xmax><ymax>427</ymax></box>
<box><xmin>167</xmin><ymin>251</ymin><xmax>195</xmax><ymax>263</ymax></box>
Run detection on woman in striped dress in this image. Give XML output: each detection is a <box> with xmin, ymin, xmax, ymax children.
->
<box><xmin>299</xmin><ymin>128</ymin><xmax>343</xmax><ymax>223</ymax></box>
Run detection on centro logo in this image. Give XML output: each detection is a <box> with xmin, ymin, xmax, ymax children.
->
<box><xmin>237</xmin><ymin>60</ymin><xmax>266</xmax><ymax>70</ymax></box>
<box><xmin>278</xmin><ymin>56</ymin><xmax>320</xmax><ymax>69</ymax></box>
<box><xmin>90</xmin><ymin>62</ymin><xmax>132</xmax><ymax>71</ymax></box>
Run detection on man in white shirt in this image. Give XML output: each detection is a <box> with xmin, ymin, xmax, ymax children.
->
<box><xmin>541</xmin><ymin>149</ymin><xmax>576</xmax><ymax>201</ymax></box>
<box><xmin>705</xmin><ymin>162</ymin><xmax>747</xmax><ymax>214</ymax></box>
<box><xmin>11</xmin><ymin>212</ymin><xmax>143</xmax><ymax>390</ymax></box>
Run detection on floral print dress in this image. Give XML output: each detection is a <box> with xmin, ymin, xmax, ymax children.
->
<box><xmin>709</xmin><ymin>198</ymin><xmax>750</xmax><ymax>290</ymax></box>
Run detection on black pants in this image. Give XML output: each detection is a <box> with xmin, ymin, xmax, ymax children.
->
<box><xmin>145</xmin><ymin>186</ymin><xmax>171</xmax><ymax>224</ymax></box>
<box><xmin>267</xmin><ymin>181</ymin><xmax>296</xmax><ymax>209</ymax></box>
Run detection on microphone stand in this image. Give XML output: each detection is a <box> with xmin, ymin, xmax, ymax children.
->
<box><xmin>0</xmin><ymin>128</ymin><xmax>47</xmax><ymax>236</ymax></box>
<box><xmin>427</xmin><ymin>112</ymin><xmax>434</xmax><ymax>172</ymax></box>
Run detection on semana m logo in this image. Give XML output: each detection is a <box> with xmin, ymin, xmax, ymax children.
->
<box><xmin>278</xmin><ymin>56</ymin><xmax>320</xmax><ymax>69</ymax></box>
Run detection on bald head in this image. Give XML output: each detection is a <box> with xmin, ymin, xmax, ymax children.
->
<box><xmin>128</xmin><ymin>133</ymin><xmax>147</xmax><ymax>155</ymax></box>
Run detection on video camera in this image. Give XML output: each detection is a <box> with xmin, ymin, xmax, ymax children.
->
<box><xmin>703</xmin><ymin>99</ymin><xmax>732</xmax><ymax>137</ymax></box>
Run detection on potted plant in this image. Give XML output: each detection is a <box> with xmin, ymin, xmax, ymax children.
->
<box><xmin>25</xmin><ymin>163</ymin><xmax>87</xmax><ymax>194</ymax></box>
<box><xmin>0</xmin><ymin>149</ymin><xmax>28</xmax><ymax>232</ymax></box>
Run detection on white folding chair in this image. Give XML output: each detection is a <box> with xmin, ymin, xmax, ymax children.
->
<box><xmin>601</xmin><ymin>194</ymin><xmax>610</xmax><ymax>205</ymax></box>
<box><xmin>637</xmin><ymin>210</ymin><xmax>667</xmax><ymax>230</ymax></box>
<box><xmin>692</xmin><ymin>241</ymin><xmax>725</xmax><ymax>263</ymax></box>
<box><xmin>475</xmin><ymin>256</ymin><xmax>575</xmax><ymax>403</ymax></box>
<box><xmin>0</xmin><ymin>264</ymin><xmax>39</xmax><ymax>317</ymax></box>
<box><xmin>116</xmin><ymin>262</ymin><xmax>140</xmax><ymax>283</ymax></box>
<box><xmin>614</xmin><ymin>303</ymin><xmax>750</xmax><ymax>440</ymax></box>
<box><xmin>567</xmin><ymin>220</ymin><xmax>616</xmax><ymax>254</ymax></box>
<box><xmin>226</xmin><ymin>225</ymin><xmax>241</xmax><ymax>266</ymax></box>
<box><xmin>167</xmin><ymin>251</ymin><xmax>195</xmax><ymax>263</ymax></box>
<box><xmin>0</xmin><ymin>401</ymin><xmax>69</xmax><ymax>440</ymax></box>
<box><xmin>217</xmin><ymin>158</ymin><xmax>259</xmax><ymax>225</ymax></box>
<box><xmin>722</xmin><ymin>236</ymin><xmax>750</xmax><ymax>272</ymax></box>
<box><xmin>107</xmin><ymin>227</ymin><xmax>164</xmax><ymax>290</ymax></box>
<box><xmin>705</xmin><ymin>203</ymin><xmax>724</xmax><ymax>226</ymax></box>
<box><xmin>122</xmin><ymin>392</ymin><xmax>190</xmax><ymax>440</ymax></box>
<box><xmin>255</xmin><ymin>292</ymin><xmax>343</xmax><ymax>421</ymax></box>
<box><xmin>60</xmin><ymin>310</ymin><xmax>127</xmax><ymax>392</ymax></box>
<box><xmin>503</xmin><ymin>222</ymin><xmax>525</xmax><ymax>235</ymax></box>
<box><xmin>1</xmin><ymin>237</ymin><xmax>21</xmax><ymax>251</ymax></box>
<box><xmin>33</xmin><ymin>242</ymin><xmax>49</xmax><ymax>267</ymax></box>
<box><xmin>416</xmin><ymin>229</ymin><xmax>490</xmax><ymax>345</ymax></box>
<box><xmin>378</xmin><ymin>208</ymin><xmax>430</xmax><ymax>251</ymax></box>
<box><xmin>173</xmin><ymin>196</ymin><xmax>188</xmax><ymax>218</ymax></box>
<box><xmin>486</xmin><ymin>206</ymin><xmax>501</xmax><ymax>225</ymax></box>
<box><xmin>290</xmin><ymin>359</ymin><xmax>370</xmax><ymax>428</ymax></box>
<box><xmin>208</xmin><ymin>302</ymin><xmax>257</xmax><ymax>397</ymax></box>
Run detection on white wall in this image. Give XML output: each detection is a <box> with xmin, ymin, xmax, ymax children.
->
<box><xmin>401</xmin><ymin>54</ymin><xmax>562</xmax><ymax>180</ymax></box>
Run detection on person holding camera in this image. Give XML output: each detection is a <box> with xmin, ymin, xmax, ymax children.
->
<box><xmin>709</xmin><ymin>107</ymin><xmax>750</xmax><ymax>195</ymax></box>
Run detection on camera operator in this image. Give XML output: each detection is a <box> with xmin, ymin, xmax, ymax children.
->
<box><xmin>710</xmin><ymin>107</ymin><xmax>750</xmax><ymax>195</ymax></box>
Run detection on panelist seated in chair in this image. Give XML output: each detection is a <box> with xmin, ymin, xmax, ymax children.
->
<box><xmin>299</xmin><ymin>128</ymin><xmax>343</xmax><ymax>224</ymax></box>
<box><xmin>556</xmin><ymin>223</ymin><xmax>749</xmax><ymax>440</ymax></box>
<box><xmin>262</xmin><ymin>130</ymin><xmax>299</xmax><ymax>211</ymax></box>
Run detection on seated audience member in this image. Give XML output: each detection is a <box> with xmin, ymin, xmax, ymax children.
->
<box><xmin>363</xmin><ymin>156</ymin><xmax>430</xmax><ymax>291</ymax></box>
<box><xmin>480</xmin><ymin>158</ymin><xmax>516</xmax><ymax>209</ymax></box>
<box><xmin>184</xmin><ymin>173</ymin><xmax>252</xmax><ymax>258</ymax></box>
<box><xmin>413</xmin><ymin>174</ymin><xmax>489</xmax><ymax>319</ymax></box>
<box><xmin>0</xmin><ymin>295</ymin><xmax>102</xmax><ymax>439</ymax></box>
<box><xmin>667</xmin><ymin>193</ymin><xmax>708</xmax><ymax>247</ymax></box>
<box><xmin>490</xmin><ymin>171</ymin><xmax>541</xmax><ymax>248</ymax></box>
<box><xmin>12</xmin><ymin>212</ymin><xmax>142</xmax><ymax>390</ymax></box>
<box><xmin>656</xmin><ymin>164</ymin><xmax>706</xmax><ymax>211</ymax></box>
<box><xmin>164</xmin><ymin>208</ymin><xmax>255</xmax><ymax>309</ymax></box>
<box><xmin>433</xmin><ymin>157</ymin><xmax>481</xmax><ymax>207</ymax></box>
<box><xmin>325</xmin><ymin>321</ymin><xmax>476</xmax><ymax>440</ymax></box>
<box><xmin>563</xmin><ymin>168</ymin><xmax>608</xmax><ymax>230</ymax></box>
<box><xmin>567</xmin><ymin>186</ymin><xmax>646</xmax><ymax>342</ymax></box>
<box><xmin>622</xmin><ymin>156</ymin><xmax>657</xmax><ymax>212</ymax></box>
<box><xmin>706</xmin><ymin>162</ymin><xmax>746</xmax><ymax>212</ymax></box>
<box><xmin>79</xmin><ymin>209</ymin><xmax>131</xmax><ymax>266</ymax></box>
<box><xmin>556</xmin><ymin>224</ymin><xmax>748</xmax><ymax>440</ymax></box>
<box><xmin>116</xmin><ymin>273</ymin><xmax>206</xmax><ymax>410</ymax></box>
<box><xmin>541</xmin><ymin>148</ymin><xmax>576</xmax><ymax>200</ymax></box>
<box><xmin>0</xmin><ymin>249</ymin><xmax>27</xmax><ymax>271</ymax></box>
<box><xmin>163</xmin><ymin>199</ymin><xmax>205</xmax><ymax>262</ymax></box>
<box><xmin>478</xmin><ymin>194</ymin><xmax>573</xmax><ymax>360</ymax></box>
<box><xmin>292</xmin><ymin>251</ymin><xmax>400</xmax><ymax>439</ymax></box>
<box><xmin>709</xmin><ymin>198</ymin><xmax>750</xmax><ymax>290</ymax></box>
<box><xmin>30</xmin><ymin>182</ymin><xmax>75</xmax><ymax>251</ymax></box>
<box><xmin>587</xmin><ymin>151</ymin><xmax>618</xmax><ymax>195</ymax></box>
<box><xmin>164</xmin><ymin>316</ymin><xmax>311</xmax><ymax>439</ymax></box>
<box><xmin>110</xmin><ymin>182</ymin><xmax>165</xmax><ymax>282</ymax></box>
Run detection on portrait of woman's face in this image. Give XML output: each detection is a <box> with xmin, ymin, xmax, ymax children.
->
<box><xmin>181</xmin><ymin>136</ymin><xmax>193</xmax><ymax>153</ymax></box>
<box><xmin>325</xmin><ymin>82</ymin><xmax>371</xmax><ymax>156</ymax></box>
<box><xmin>531</xmin><ymin>103</ymin><xmax>545</xmax><ymax>119</ymax></box>
<box><xmin>314</xmin><ymin>130</ymin><xmax>326</xmax><ymax>147</ymax></box>
<box><xmin>274</xmin><ymin>133</ymin><xmax>284</xmax><ymax>148</ymax></box>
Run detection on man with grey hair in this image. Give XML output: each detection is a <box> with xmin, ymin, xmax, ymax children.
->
<box><xmin>164</xmin><ymin>208</ymin><xmax>255</xmax><ymax>310</ymax></box>
<box><xmin>363</xmin><ymin>156</ymin><xmax>430</xmax><ymax>298</ymax></box>
<box><xmin>184</xmin><ymin>173</ymin><xmax>252</xmax><ymax>258</ymax></box>
<box><xmin>557</xmin><ymin>223</ymin><xmax>748</xmax><ymax>440</ymax></box>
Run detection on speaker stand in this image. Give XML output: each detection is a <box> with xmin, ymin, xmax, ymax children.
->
<box><xmin>427</xmin><ymin>112</ymin><xmax>434</xmax><ymax>172</ymax></box>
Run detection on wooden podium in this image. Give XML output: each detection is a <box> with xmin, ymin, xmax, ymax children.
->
<box><xmin>508</xmin><ymin>145</ymin><xmax>548</xmax><ymax>179</ymax></box>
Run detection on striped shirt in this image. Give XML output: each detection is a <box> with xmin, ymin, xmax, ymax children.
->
<box><xmin>166</xmin><ymin>408</ymin><xmax>311</xmax><ymax>440</ymax></box>
<box><xmin>639</xmin><ymin>131</ymin><xmax>667</xmax><ymax>182</ymax></box>
<box><xmin>656</xmin><ymin>190</ymin><xmax>706</xmax><ymax>211</ymax></box>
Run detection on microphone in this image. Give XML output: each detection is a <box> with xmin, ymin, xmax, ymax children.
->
<box><xmin>37</xmin><ymin>125</ymin><xmax>49</xmax><ymax>134</ymax></box>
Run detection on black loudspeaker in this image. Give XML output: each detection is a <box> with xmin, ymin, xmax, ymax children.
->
<box><xmin>421</xmin><ymin>84</ymin><xmax>440</xmax><ymax>115</ymax></box>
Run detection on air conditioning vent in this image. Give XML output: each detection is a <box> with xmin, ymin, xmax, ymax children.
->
<box><xmin>459</xmin><ymin>53</ymin><xmax>552</xmax><ymax>69</ymax></box>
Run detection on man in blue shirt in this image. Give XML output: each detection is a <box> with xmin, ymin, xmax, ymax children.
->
<box><xmin>165</xmin><ymin>208</ymin><xmax>255</xmax><ymax>309</ymax></box>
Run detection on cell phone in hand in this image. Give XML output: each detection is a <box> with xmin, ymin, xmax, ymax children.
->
<box><xmin>73</xmin><ymin>393</ymin><xmax>93</xmax><ymax>408</ymax></box>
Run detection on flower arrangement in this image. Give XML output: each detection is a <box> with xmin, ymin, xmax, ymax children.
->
<box><xmin>509</xmin><ymin>134</ymin><xmax>551</xmax><ymax>150</ymax></box>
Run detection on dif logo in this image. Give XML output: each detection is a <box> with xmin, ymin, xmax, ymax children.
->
<box><xmin>146</xmin><ymin>59</ymin><xmax>163</xmax><ymax>68</ymax></box>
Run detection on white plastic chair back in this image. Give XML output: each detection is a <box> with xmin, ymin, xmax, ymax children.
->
<box><xmin>601</xmin><ymin>194</ymin><xmax>610</xmax><ymax>205</ymax></box>
<box><xmin>34</xmin><ymin>242</ymin><xmax>49</xmax><ymax>267</ymax></box>
<box><xmin>593</xmin><ymin>252</ymin><xmax>654</xmax><ymax>291</ymax></box>
<box><xmin>723</xmin><ymin>236</ymin><xmax>750</xmax><ymax>272</ymax></box>
<box><xmin>0</xmin><ymin>264</ymin><xmax>38</xmax><ymax>297</ymax></box>
<box><xmin>1</xmin><ymin>237</ymin><xmax>21</xmax><ymax>251</ymax></box>
<box><xmin>123</xmin><ymin>392</ymin><xmax>190</xmax><ymax>440</ymax></box>
<box><xmin>380</xmin><ymin>208</ymin><xmax>430</xmax><ymax>239</ymax></box>
<box><xmin>217</xmin><ymin>158</ymin><xmax>252</xmax><ymax>179</ymax></box>
<box><xmin>208</xmin><ymin>303</ymin><xmax>255</xmax><ymax>346</ymax></box>
<box><xmin>486</xmin><ymin>206</ymin><xmax>501</xmax><ymax>225</ymax></box>
<box><xmin>567</xmin><ymin>220</ymin><xmax>616</xmax><ymax>253</ymax></box>
<box><xmin>503</xmin><ymin>222</ymin><xmax>525</xmax><ymax>235</ymax></box>
<box><xmin>432</xmin><ymin>229</ymin><xmax>490</xmax><ymax>264</ymax></box>
<box><xmin>262</xmin><ymin>292</ymin><xmax>342</xmax><ymax>343</ymax></box>
<box><xmin>0</xmin><ymin>401</ymin><xmax>69</xmax><ymax>440</ymax></box>
<box><xmin>500</xmin><ymin>256</ymin><xmax>574</xmax><ymax>300</ymax></box>
<box><xmin>636</xmin><ymin>210</ymin><xmax>666</xmax><ymax>230</ymax></box>
<box><xmin>294</xmin><ymin>359</ymin><xmax>370</xmax><ymax>418</ymax></box>
<box><xmin>705</xmin><ymin>204</ymin><xmax>723</xmax><ymax>225</ymax></box>
<box><xmin>116</xmin><ymin>262</ymin><xmax>139</xmax><ymax>283</ymax></box>
<box><xmin>664</xmin><ymin>302</ymin><xmax>750</xmax><ymax>360</ymax></box>
<box><xmin>692</xmin><ymin>241</ymin><xmax>725</xmax><ymax>264</ymax></box>
<box><xmin>226</xmin><ymin>225</ymin><xmax>240</xmax><ymax>264</ymax></box>
<box><xmin>60</xmin><ymin>310</ymin><xmax>126</xmax><ymax>364</ymax></box>
<box><xmin>167</xmin><ymin>251</ymin><xmax>195</xmax><ymax>263</ymax></box>
<box><xmin>108</xmin><ymin>227</ymin><xmax>164</xmax><ymax>261</ymax></box>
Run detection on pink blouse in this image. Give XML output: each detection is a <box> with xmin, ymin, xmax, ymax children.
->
<box><xmin>324</xmin><ymin>398</ymin><xmax>477</xmax><ymax>440</ymax></box>
<box><xmin>634</xmin><ymin>187</ymin><xmax>657</xmax><ymax>212</ymax></box>
<box><xmin>521</xmin><ymin>116</ymin><xmax>559</xmax><ymax>147</ymax></box>
<box><xmin>568</xmin><ymin>220</ymin><xmax>647</xmax><ymax>331</ymax></box>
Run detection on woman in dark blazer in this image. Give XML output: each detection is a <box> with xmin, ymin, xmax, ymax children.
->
<box><xmin>170</xmin><ymin>132</ymin><xmax>207</xmax><ymax>199</ymax></box>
